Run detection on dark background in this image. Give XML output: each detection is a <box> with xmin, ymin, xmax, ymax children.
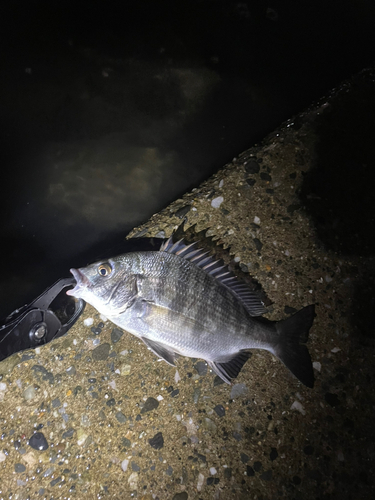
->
<box><xmin>1</xmin><ymin>0</ymin><xmax>375</xmax><ymax>320</ymax></box>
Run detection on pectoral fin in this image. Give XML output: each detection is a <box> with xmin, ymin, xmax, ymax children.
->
<box><xmin>140</xmin><ymin>337</ymin><xmax>180</xmax><ymax>366</ymax></box>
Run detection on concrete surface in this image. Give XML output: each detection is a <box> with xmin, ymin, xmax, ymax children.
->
<box><xmin>0</xmin><ymin>67</ymin><xmax>374</xmax><ymax>499</ymax></box>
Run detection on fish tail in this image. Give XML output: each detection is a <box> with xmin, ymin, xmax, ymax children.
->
<box><xmin>274</xmin><ymin>304</ymin><xmax>315</xmax><ymax>387</ymax></box>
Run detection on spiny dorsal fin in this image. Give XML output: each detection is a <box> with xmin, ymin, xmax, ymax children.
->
<box><xmin>160</xmin><ymin>237</ymin><xmax>267</xmax><ymax>317</ymax></box>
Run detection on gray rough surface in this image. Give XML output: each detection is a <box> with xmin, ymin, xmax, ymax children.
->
<box><xmin>1</xmin><ymin>68</ymin><xmax>374</xmax><ymax>499</ymax></box>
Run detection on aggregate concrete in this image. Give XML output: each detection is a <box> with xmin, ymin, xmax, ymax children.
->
<box><xmin>1</xmin><ymin>67</ymin><xmax>374</xmax><ymax>499</ymax></box>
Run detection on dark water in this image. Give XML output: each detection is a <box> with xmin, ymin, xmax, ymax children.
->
<box><xmin>1</xmin><ymin>0</ymin><xmax>375</xmax><ymax>320</ymax></box>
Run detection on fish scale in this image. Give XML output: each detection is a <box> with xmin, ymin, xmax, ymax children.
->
<box><xmin>67</xmin><ymin>236</ymin><xmax>315</xmax><ymax>387</ymax></box>
<box><xmin>137</xmin><ymin>253</ymin><xmax>250</xmax><ymax>350</ymax></box>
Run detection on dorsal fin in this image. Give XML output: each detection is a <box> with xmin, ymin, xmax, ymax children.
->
<box><xmin>160</xmin><ymin>237</ymin><xmax>267</xmax><ymax>317</ymax></box>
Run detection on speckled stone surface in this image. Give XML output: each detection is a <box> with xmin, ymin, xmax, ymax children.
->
<box><xmin>1</xmin><ymin>68</ymin><xmax>374</xmax><ymax>499</ymax></box>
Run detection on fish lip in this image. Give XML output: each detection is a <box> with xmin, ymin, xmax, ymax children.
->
<box><xmin>66</xmin><ymin>268</ymin><xmax>90</xmax><ymax>297</ymax></box>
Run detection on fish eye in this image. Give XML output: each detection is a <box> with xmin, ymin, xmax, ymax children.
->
<box><xmin>98</xmin><ymin>263</ymin><xmax>112</xmax><ymax>277</ymax></box>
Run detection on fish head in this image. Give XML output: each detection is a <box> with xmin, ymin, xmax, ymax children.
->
<box><xmin>66</xmin><ymin>255</ymin><xmax>138</xmax><ymax>317</ymax></box>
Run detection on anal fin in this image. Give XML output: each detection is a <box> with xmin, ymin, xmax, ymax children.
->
<box><xmin>208</xmin><ymin>351</ymin><xmax>252</xmax><ymax>384</ymax></box>
<box><xmin>141</xmin><ymin>337</ymin><xmax>179</xmax><ymax>366</ymax></box>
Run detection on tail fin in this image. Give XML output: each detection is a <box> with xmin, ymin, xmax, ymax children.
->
<box><xmin>275</xmin><ymin>305</ymin><xmax>315</xmax><ymax>388</ymax></box>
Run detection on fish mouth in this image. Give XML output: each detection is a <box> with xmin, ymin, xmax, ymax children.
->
<box><xmin>66</xmin><ymin>268</ymin><xmax>90</xmax><ymax>297</ymax></box>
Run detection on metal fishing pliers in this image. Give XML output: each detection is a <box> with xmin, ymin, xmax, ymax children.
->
<box><xmin>0</xmin><ymin>278</ymin><xmax>85</xmax><ymax>361</ymax></box>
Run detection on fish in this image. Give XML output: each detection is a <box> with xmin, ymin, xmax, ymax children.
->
<box><xmin>67</xmin><ymin>236</ymin><xmax>315</xmax><ymax>387</ymax></box>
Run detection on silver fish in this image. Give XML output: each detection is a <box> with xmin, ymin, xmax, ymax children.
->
<box><xmin>67</xmin><ymin>238</ymin><xmax>315</xmax><ymax>386</ymax></box>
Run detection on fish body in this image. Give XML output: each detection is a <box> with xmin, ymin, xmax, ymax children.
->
<box><xmin>67</xmin><ymin>238</ymin><xmax>315</xmax><ymax>386</ymax></box>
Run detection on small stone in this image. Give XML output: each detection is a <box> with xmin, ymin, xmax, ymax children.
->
<box><xmin>270</xmin><ymin>448</ymin><xmax>278</xmax><ymax>461</ymax></box>
<box><xmin>15</xmin><ymin>463</ymin><xmax>26</xmax><ymax>473</ymax></box>
<box><xmin>52</xmin><ymin>398</ymin><xmax>61</xmax><ymax>408</ymax></box>
<box><xmin>22</xmin><ymin>451</ymin><xmax>37</xmax><ymax>467</ymax></box>
<box><xmin>202</xmin><ymin>418</ymin><xmax>217</xmax><ymax>433</ymax></box>
<box><xmin>166</xmin><ymin>465</ymin><xmax>173</xmax><ymax>476</ymax></box>
<box><xmin>240</xmin><ymin>453</ymin><xmax>249</xmax><ymax>463</ymax></box>
<box><xmin>325</xmin><ymin>392</ymin><xmax>340</xmax><ymax>407</ymax></box>
<box><xmin>66</xmin><ymin>366</ymin><xmax>76</xmax><ymax>376</ymax></box>
<box><xmin>291</xmin><ymin>401</ymin><xmax>306</xmax><ymax>415</ymax></box>
<box><xmin>141</xmin><ymin>397</ymin><xmax>159</xmax><ymax>413</ymax></box>
<box><xmin>260</xmin><ymin>172</ymin><xmax>271</xmax><ymax>181</ymax></box>
<box><xmin>194</xmin><ymin>361</ymin><xmax>207</xmax><ymax>376</ymax></box>
<box><xmin>260</xmin><ymin>470</ymin><xmax>272</xmax><ymax>481</ymax></box>
<box><xmin>32</xmin><ymin>365</ymin><xmax>54</xmax><ymax>385</ymax></box>
<box><xmin>76</xmin><ymin>429</ymin><xmax>89</xmax><ymax>446</ymax></box>
<box><xmin>81</xmin><ymin>414</ymin><xmax>90</xmax><ymax>427</ymax></box>
<box><xmin>174</xmin><ymin>205</ymin><xmax>191</xmax><ymax>218</ymax></box>
<box><xmin>253</xmin><ymin>238</ymin><xmax>263</xmax><ymax>251</ymax></box>
<box><xmin>213</xmin><ymin>376</ymin><xmax>224</xmax><ymax>387</ymax></box>
<box><xmin>214</xmin><ymin>404</ymin><xmax>225</xmax><ymax>417</ymax></box>
<box><xmin>172</xmin><ymin>493</ymin><xmax>188</xmax><ymax>500</ymax></box>
<box><xmin>253</xmin><ymin>461</ymin><xmax>262</xmax><ymax>472</ymax></box>
<box><xmin>230</xmin><ymin>383</ymin><xmax>248</xmax><ymax>399</ymax></box>
<box><xmin>0</xmin><ymin>451</ymin><xmax>6</xmax><ymax>462</ymax></box>
<box><xmin>246</xmin><ymin>465</ymin><xmax>255</xmax><ymax>476</ymax></box>
<box><xmin>211</xmin><ymin>196</ymin><xmax>224</xmax><ymax>208</ymax></box>
<box><xmin>121</xmin><ymin>437</ymin><xmax>131</xmax><ymax>449</ymax></box>
<box><xmin>170</xmin><ymin>389</ymin><xmax>179</xmax><ymax>398</ymax></box>
<box><xmin>149</xmin><ymin>432</ymin><xmax>164</xmax><ymax>450</ymax></box>
<box><xmin>115</xmin><ymin>412</ymin><xmax>127</xmax><ymax>423</ymax></box>
<box><xmin>131</xmin><ymin>462</ymin><xmax>140</xmax><ymax>472</ymax></box>
<box><xmin>62</xmin><ymin>428</ymin><xmax>75</xmax><ymax>439</ymax></box>
<box><xmin>245</xmin><ymin>160</ymin><xmax>260</xmax><ymax>174</ymax></box>
<box><xmin>128</xmin><ymin>471</ymin><xmax>138</xmax><ymax>489</ymax></box>
<box><xmin>193</xmin><ymin>388</ymin><xmax>201</xmax><ymax>404</ymax></box>
<box><xmin>121</xmin><ymin>459</ymin><xmax>129</xmax><ymax>471</ymax></box>
<box><xmin>83</xmin><ymin>318</ymin><xmax>94</xmax><ymax>326</ymax></box>
<box><xmin>120</xmin><ymin>364</ymin><xmax>131</xmax><ymax>376</ymax></box>
<box><xmin>224</xmin><ymin>468</ymin><xmax>232</xmax><ymax>478</ymax></box>
<box><xmin>43</xmin><ymin>466</ymin><xmax>55</xmax><ymax>477</ymax></box>
<box><xmin>197</xmin><ymin>472</ymin><xmax>205</xmax><ymax>491</ymax></box>
<box><xmin>92</xmin><ymin>343</ymin><xmax>110</xmax><ymax>361</ymax></box>
<box><xmin>21</xmin><ymin>353</ymin><xmax>35</xmax><ymax>361</ymax></box>
<box><xmin>111</xmin><ymin>328</ymin><xmax>124</xmax><ymax>344</ymax></box>
<box><xmin>29</xmin><ymin>432</ymin><xmax>48</xmax><ymax>451</ymax></box>
<box><xmin>210</xmin><ymin>467</ymin><xmax>217</xmax><ymax>475</ymax></box>
<box><xmin>253</xmin><ymin>216</ymin><xmax>260</xmax><ymax>225</ymax></box>
<box><xmin>23</xmin><ymin>385</ymin><xmax>36</xmax><ymax>402</ymax></box>
<box><xmin>50</xmin><ymin>476</ymin><xmax>62</xmax><ymax>487</ymax></box>
<box><xmin>313</xmin><ymin>361</ymin><xmax>321</xmax><ymax>372</ymax></box>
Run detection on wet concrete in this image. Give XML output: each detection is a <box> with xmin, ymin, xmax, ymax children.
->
<box><xmin>1</xmin><ymin>67</ymin><xmax>374</xmax><ymax>499</ymax></box>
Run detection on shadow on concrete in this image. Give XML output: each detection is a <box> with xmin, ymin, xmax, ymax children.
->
<box><xmin>299</xmin><ymin>68</ymin><xmax>375</xmax><ymax>339</ymax></box>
